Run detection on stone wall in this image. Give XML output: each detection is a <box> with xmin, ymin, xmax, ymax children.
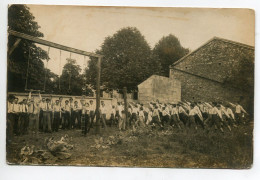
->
<box><xmin>171</xmin><ymin>38</ymin><xmax>254</xmax><ymax>83</ymax></box>
<box><xmin>138</xmin><ymin>75</ymin><xmax>181</xmax><ymax>104</ymax></box>
<box><xmin>170</xmin><ymin>38</ymin><xmax>254</xmax><ymax>111</ymax></box>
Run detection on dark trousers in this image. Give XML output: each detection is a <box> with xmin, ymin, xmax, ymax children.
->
<box><xmin>162</xmin><ymin>115</ymin><xmax>169</xmax><ymax>126</ymax></box>
<box><xmin>170</xmin><ymin>114</ymin><xmax>180</xmax><ymax>126</ymax></box>
<box><xmin>39</xmin><ymin>110</ymin><xmax>43</xmax><ymax>131</ymax></box>
<box><xmin>188</xmin><ymin>115</ymin><xmax>196</xmax><ymax>128</ymax></box>
<box><xmin>89</xmin><ymin>111</ymin><xmax>95</xmax><ymax>128</ymax></box>
<box><xmin>101</xmin><ymin>114</ymin><xmax>107</xmax><ymax>129</ymax></box>
<box><xmin>179</xmin><ymin>113</ymin><xmax>188</xmax><ymax>125</ymax></box>
<box><xmin>209</xmin><ymin>114</ymin><xmax>221</xmax><ymax>129</ymax></box>
<box><xmin>82</xmin><ymin>114</ymin><xmax>90</xmax><ymax>135</ymax></box>
<box><xmin>151</xmin><ymin>116</ymin><xmax>161</xmax><ymax>126</ymax></box>
<box><xmin>195</xmin><ymin>114</ymin><xmax>205</xmax><ymax>129</ymax></box>
<box><xmin>131</xmin><ymin>113</ymin><xmax>138</xmax><ymax>125</ymax></box>
<box><xmin>109</xmin><ymin>114</ymin><xmax>115</xmax><ymax>127</ymax></box>
<box><xmin>42</xmin><ymin>111</ymin><xmax>51</xmax><ymax>132</ymax></box>
<box><xmin>53</xmin><ymin>112</ymin><xmax>60</xmax><ymax>132</ymax></box>
<box><xmin>72</xmin><ymin>111</ymin><xmax>81</xmax><ymax>129</ymax></box>
<box><xmin>7</xmin><ymin>113</ymin><xmax>17</xmax><ymax>139</ymax></box>
<box><xmin>20</xmin><ymin>112</ymin><xmax>29</xmax><ymax>135</ymax></box>
<box><xmin>64</xmin><ymin>111</ymin><xmax>71</xmax><ymax>129</ymax></box>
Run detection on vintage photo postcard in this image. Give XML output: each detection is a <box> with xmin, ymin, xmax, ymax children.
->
<box><xmin>6</xmin><ymin>5</ymin><xmax>254</xmax><ymax>168</ymax></box>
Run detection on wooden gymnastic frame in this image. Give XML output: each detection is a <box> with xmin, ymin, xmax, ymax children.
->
<box><xmin>8</xmin><ymin>30</ymin><xmax>103</xmax><ymax>134</ymax></box>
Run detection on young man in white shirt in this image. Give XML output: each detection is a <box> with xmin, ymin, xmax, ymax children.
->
<box><xmin>117</xmin><ymin>102</ymin><xmax>125</xmax><ymax>131</ymax></box>
<box><xmin>7</xmin><ymin>95</ymin><xmax>16</xmax><ymax>140</ymax></box>
<box><xmin>177</xmin><ymin>103</ymin><xmax>189</xmax><ymax>126</ymax></box>
<box><xmin>136</xmin><ymin>107</ymin><xmax>145</xmax><ymax>127</ymax></box>
<box><xmin>235</xmin><ymin>103</ymin><xmax>248</xmax><ymax>125</ymax></box>
<box><xmin>63</xmin><ymin>100</ymin><xmax>71</xmax><ymax>129</ymax></box>
<box><xmin>150</xmin><ymin>105</ymin><xmax>163</xmax><ymax>129</ymax></box>
<box><xmin>53</xmin><ymin>100</ymin><xmax>61</xmax><ymax>132</ymax></box>
<box><xmin>82</xmin><ymin>102</ymin><xmax>90</xmax><ymax>135</ymax></box>
<box><xmin>210</xmin><ymin>103</ymin><xmax>224</xmax><ymax>132</ymax></box>
<box><xmin>188</xmin><ymin>104</ymin><xmax>198</xmax><ymax>130</ymax></box>
<box><xmin>72</xmin><ymin>101</ymin><xmax>82</xmax><ymax>129</ymax></box>
<box><xmin>109</xmin><ymin>105</ymin><xmax>116</xmax><ymax>127</ymax></box>
<box><xmin>27</xmin><ymin>92</ymin><xmax>41</xmax><ymax>136</ymax></box>
<box><xmin>100</xmin><ymin>101</ymin><xmax>107</xmax><ymax>130</ymax></box>
<box><xmin>42</xmin><ymin>98</ymin><xmax>53</xmax><ymax>132</ymax></box>
<box><xmin>19</xmin><ymin>99</ymin><xmax>29</xmax><ymax>135</ymax></box>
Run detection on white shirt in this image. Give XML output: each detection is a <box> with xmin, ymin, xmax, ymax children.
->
<box><xmin>19</xmin><ymin>104</ymin><xmax>28</xmax><ymax>113</ymax></box>
<box><xmin>73</xmin><ymin>104</ymin><xmax>82</xmax><ymax>112</ymax></box>
<box><xmin>117</xmin><ymin>105</ymin><xmax>123</xmax><ymax>117</ymax></box>
<box><xmin>64</xmin><ymin>104</ymin><xmax>71</xmax><ymax>112</ymax></box>
<box><xmin>227</xmin><ymin>108</ymin><xmax>235</xmax><ymax>119</ymax></box>
<box><xmin>235</xmin><ymin>105</ymin><xmax>246</xmax><ymax>114</ymax></box>
<box><xmin>28</xmin><ymin>102</ymin><xmax>40</xmax><ymax>114</ymax></box>
<box><xmin>189</xmin><ymin>108</ymin><xmax>197</xmax><ymax>116</ymax></box>
<box><xmin>89</xmin><ymin>103</ymin><xmax>95</xmax><ymax>111</ymax></box>
<box><xmin>178</xmin><ymin>106</ymin><xmax>186</xmax><ymax>114</ymax></box>
<box><xmin>41</xmin><ymin>102</ymin><xmax>52</xmax><ymax>112</ymax></box>
<box><xmin>53</xmin><ymin>104</ymin><xmax>61</xmax><ymax>112</ymax></box>
<box><xmin>132</xmin><ymin>107</ymin><xmax>138</xmax><ymax>114</ymax></box>
<box><xmin>212</xmin><ymin>107</ymin><xmax>222</xmax><ymax>119</ymax></box>
<box><xmin>100</xmin><ymin>105</ymin><xmax>107</xmax><ymax>114</ymax></box>
<box><xmin>111</xmin><ymin>108</ymin><xmax>116</xmax><ymax>115</ymax></box>
<box><xmin>139</xmin><ymin>110</ymin><xmax>145</xmax><ymax>118</ymax></box>
<box><xmin>13</xmin><ymin>103</ymin><xmax>20</xmax><ymax>113</ymax></box>
<box><xmin>171</xmin><ymin>107</ymin><xmax>178</xmax><ymax>115</ymax></box>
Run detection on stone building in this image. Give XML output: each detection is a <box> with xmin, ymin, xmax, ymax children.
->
<box><xmin>170</xmin><ymin>37</ymin><xmax>254</xmax><ymax>110</ymax></box>
<box><xmin>138</xmin><ymin>75</ymin><xmax>181</xmax><ymax>104</ymax></box>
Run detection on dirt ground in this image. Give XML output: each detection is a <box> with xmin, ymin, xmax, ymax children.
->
<box><xmin>6</xmin><ymin>122</ymin><xmax>253</xmax><ymax>168</ymax></box>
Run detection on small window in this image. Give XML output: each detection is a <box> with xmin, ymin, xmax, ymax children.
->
<box><xmin>218</xmin><ymin>62</ymin><xmax>221</xmax><ymax>65</ymax></box>
<box><xmin>185</xmin><ymin>67</ymin><xmax>188</xmax><ymax>69</ymax></box>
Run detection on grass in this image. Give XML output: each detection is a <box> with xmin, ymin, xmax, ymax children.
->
<box><xmin>6</xmin><ymin>122</ymin><xmax>253</xmax><ymax>168</ymax></box>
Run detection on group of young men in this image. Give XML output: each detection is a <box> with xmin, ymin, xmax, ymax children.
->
<box><xmin>7</xmin><ymin>92</ymin><xmax>249</xmax><ymax>141</ymax></box>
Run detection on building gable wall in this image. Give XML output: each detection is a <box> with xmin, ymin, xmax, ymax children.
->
<box><xmin>171</xmin><ymin>39</ymin><xmax>254</xmax><ymax>83</ymax></box>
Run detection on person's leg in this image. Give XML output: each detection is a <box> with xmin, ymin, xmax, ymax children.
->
<box><xmin>53</xmin><ymin>112</ymin><xmax>58</xmax><ymax>131</ymax></box>
<box><xmin>42</xmin><ymin>112</ymin><xmax>47</xmax><ymax>132</ymax></box>
<box><xmin>102</xmin><ymin>114</ymin><xmax>107</xmax><ymax>130</ymax></box>
<box><xmin>35</xmin><ymin>114</ymin><xmax>39</xmax><ymax>138</ymax></box>
<box><xmin>118</xmin><ymin>116</ymin><xmax>122</xmax><ymax>130</ymax></box>
<box><xmin>77</xmin><ymin>112</ymin><xmax>81</xmax><ymax>129</ymax></box>
<box><xmin>39</xmin><ymin>110</ymin><xmax>43</xmax><ymax>131</ymax></box>
<box><xmin>47</xmin><ymin>112</ymin><xmax>52</xmax><ymax>132</ymax></box>
<box><xmin>28</xmin><ymin>114</ymin><xmax>33</xmax><ymax>134</ymax></box>
<box><xmin>122</xmin><ymin>113</ymin><xmax>126</xmax><ymax>130</ymax></box>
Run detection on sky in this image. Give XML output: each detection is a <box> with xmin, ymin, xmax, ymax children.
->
<box><xmin>27</xmin><ymin>5</ymin><xmax>255</xmax><ymax>75</ymax></box>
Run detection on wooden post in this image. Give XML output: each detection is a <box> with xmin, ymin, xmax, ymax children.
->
<box><xmin>8</xmin><ymin>38</ymin><xmax>21</xmax><ymax>56</ymax></box>
<box><xmin>123</xmin><ymin>87</ymin><xmax>128</xmax><ymax>128</ymax></box>
<box><xmin>95</xmin><ymin>56</ymin><xmax>102</xmax><ymax>134</ymax></box>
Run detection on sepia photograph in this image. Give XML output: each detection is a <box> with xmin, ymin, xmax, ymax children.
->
<box><xmin>6</xmin><ymin>4</ymin><xmax>254</xmax><ymax>168</ymax></box>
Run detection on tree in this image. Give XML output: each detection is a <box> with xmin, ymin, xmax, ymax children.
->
<box><xmin>8</xmin><ymin>5</ymin><xmax>49</xmax><ymax>92</ymax></box>
<box><xmin>59</xmin><ymin>58</ymin><xmax>84</xmax><ymax>95</ymax></box>
<box><xmin>85</xmin><ymin>27</ymin><xmax>161</xmax><ymax>91</ymax></box>
<box><xmin>153</xmin><ymin>34</ymin><xmax>189</xmax><ymax>77</ymax></box>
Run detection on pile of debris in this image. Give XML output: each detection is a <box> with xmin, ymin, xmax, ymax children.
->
<box><xmin>91</xmin><ymin>133</ymin><xmax>139</xmax><ymax>149</ymax></box>
<box><xmin>19</xmin><ymin>134</ymin><xmax>74</xmax><ymax>164</ymax></box>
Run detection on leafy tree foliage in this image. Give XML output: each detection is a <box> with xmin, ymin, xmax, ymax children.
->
<box><xmin>85</xmin><ymin>27</ymin><xmax>161</xmax><ymax>91</ymax></box>
<box><xmin>153</xmin><ymin>34</ymin><xmax>189</xmax><ymax>77</ymax></box>
<box><xmin>8</xmin><ymin>5</ymin><xmax>49</xmax><ymax>92</ymax></box>
<box><xmin>59</xmin><ymin>58</ymin><xmax>84</xmax><ymax>95</ymax></box>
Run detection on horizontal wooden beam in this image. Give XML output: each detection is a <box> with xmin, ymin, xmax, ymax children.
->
<box><xmin>8</xmin><ymin>30</ymin><xmax>102</xmax><ymax>58</ymax></box>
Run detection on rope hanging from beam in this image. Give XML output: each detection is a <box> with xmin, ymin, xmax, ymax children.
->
<box><xmin>25</xmin><ymin>47</ymin><xmax>31</xmax><ymax>90</ymax></box>
<box><xmin>43</xmin><ymin>46</ymin><xmax>50</xmax><ymax>91</ymax></box>
<box><xmin>59</xmin><ymin>50</ymin><xmax>62</xmax><ymax>91</ymax></box>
